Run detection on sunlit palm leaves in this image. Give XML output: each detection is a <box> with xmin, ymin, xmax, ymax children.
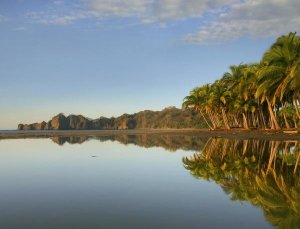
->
<box><xmin>183</xmin><ymin>32</ymin><xmax>300</xmax><ymax>130</ymax></box>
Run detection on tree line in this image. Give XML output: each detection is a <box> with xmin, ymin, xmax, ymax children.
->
<box><xmin>183</xmin><ymin>32</ymin><xmax>300</xmax><ymax>130</ymax></box>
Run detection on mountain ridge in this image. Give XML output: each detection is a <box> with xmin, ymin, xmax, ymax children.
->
<box><xmin>18</xmin><ymin>107</ymin><xmax>206</xmax><ymax>130</ymax></box>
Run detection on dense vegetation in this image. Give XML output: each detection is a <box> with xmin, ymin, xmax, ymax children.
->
<box><xmin>183</xmin><ymin>32</ymin><xmax>300</xmax><ymax>130</ymax></box>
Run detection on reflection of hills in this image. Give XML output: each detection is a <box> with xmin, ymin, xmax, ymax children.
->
<box><xmin>99</xmin><ymin>134</ymin><xmax>209</xmax><ymax>152</ymax></box>
<box><xmin>51</xmin><ymin>136</ymin><xmax>89</xmax><ymax>145</ymax></box>
<box><xmin>50</xmin><ymin>134</ymin><xmax>208</xmax><ymax>152</ymax></box>
<box><xmin>183</xmin><ymin>138</ymin><xmax>300</xmax><ymax>229</ymax></box>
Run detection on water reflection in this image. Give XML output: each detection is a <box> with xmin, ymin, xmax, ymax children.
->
<box><xmin>183</xmin><ymin>138</ymin><xmax>300</xmax><ymax>229</ymax></box>
<box><xmin>50</xmin><ymin>135</ymin><xmax>300</xmax><ymax>228</ymax></box>
<box><xmin>50</xmin><ymin>134</ymin><xmax>208</xmax><ymax>152</ymax></box>
<box><xmin>51</xmin><ymin>136</ymin><xmax>88</xmax><ymax>145</ymax></box>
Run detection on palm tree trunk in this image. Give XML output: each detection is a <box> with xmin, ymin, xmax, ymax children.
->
<box><xmin>221</xmin><ymin>108</ymin><xmax>231</xmax><ymax>130</ymax></box>
<box><xmin>207</xmin><ymin>110</ymin><xmax>217</xmax><ymax>129</ymax></box>
<box><xmin>269</xmin><ymin>117</ymin><xmax>274</xmax><ymax>129</ymax></box>
<box><xmin>209</xmin><ymin>110</ymin><xmax>221</xmax><ymax>128</ymax></box>
<box><xmin>283</xmin><ymin>114</ymin><xmax>291</xmax><ymax>129</ymax></box>
<box><xmin>200</xmin><ymin>110</ymin><xmax>213</xmax><ymax>130</ymax></box>
<box><xmin>255</xmin><ymin>113</ymin><xmax>260</xmax><ymax>128</ymax></box>
<box><xmin>259</xmin><ymin>109</ymin><xmax>267</xmax><ymax>129</ymax></box>
<box><xmin>214</xmin><ymin>113</ymin><xmax>222</xmax><ymax>128</ymax></box>
<box><xmin>291</xmin><ymin>97</ymin><xmax>299</xmax><ymax>129</ymax></box>
<box><xmin>293</xmin><ymin>99</ymin><xmax>300</xmax><ymax>120</ymax></box>
<box><xmin>294</xmin><ymin>142</ymin><xmax>299</xmax><ymax>174</ymax></box>
<box><xmin>251</xmin><ymin>112</ymin><xmax>256</xmax><ymax>128</ymax></box>
<box><xmin>233</xmin><ymin>116</ymin><xmax>239</xmax><ymax>127</ymax></box>
<box><xmin>293</xmin><ymin>116</ymin><xmax>298</xmax><ymax>128</ymax></box>
<box><xmin>294</xmin><ymin>153</ymin><xmax>300</xmax><ymax>175</ymax></box>
<box><xmin>242</xmin><ymin>112</ymin><xmax>249</xmax><ymax>129</ymax></box>
<box><xmin>266</xmin><ymin>98</ymin><xmax>280</xmax><ymax>130</ymax></box>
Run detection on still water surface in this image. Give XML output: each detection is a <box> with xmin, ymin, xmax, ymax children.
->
<box><xmin>0</xmin><ymin>134</ymin><xmax>298</xmax><ymax>228</ymax></box>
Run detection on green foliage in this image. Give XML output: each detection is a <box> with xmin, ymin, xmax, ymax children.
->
<box><xmin>183</xmin><ymin>32</ymin><xmax>300</xmax><ymax>130</ymax></box>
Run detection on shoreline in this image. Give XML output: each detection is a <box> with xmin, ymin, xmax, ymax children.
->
<box><xmin>0</xmin><ymin>129</ymin><xmax>300</xmax><ymax>140</ymax></box>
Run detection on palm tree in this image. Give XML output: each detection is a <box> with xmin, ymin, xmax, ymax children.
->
<box><xmin>182</xmin><ymin>85</ymin><xmax>215</xmax><ymax>130</ymax></box>
<box><xmin>183</xmin><ymin>32</ymin><xmax>300</xmax><ymax>130</ymax></box>
<box><xmin>256</xmin><ymin>32</ymin><xmax>300</xmax><ymax>129</ymax></box>
<box><xmin>209</xmin><ymin>81</ymin><xmax>232</xmax><ymax>129</ymax></box>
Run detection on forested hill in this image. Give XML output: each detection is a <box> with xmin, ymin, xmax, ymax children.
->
<box><xmin>18</xmin><ymin>107</ymin><xmax>206</xmax><ymax>130</ymax></box>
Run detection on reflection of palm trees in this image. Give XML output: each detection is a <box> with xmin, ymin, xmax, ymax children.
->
<box><xmin>183</xmin><ymin>138</ymin><xmax>300</xmax><ymax>228</ymax></box>
<box><xmin>255</xmin><ymin>171</ymin><xmax>300</xmax><ymax>228</ymax></box>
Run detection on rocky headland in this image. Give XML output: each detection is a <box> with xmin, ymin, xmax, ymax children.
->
<box><xmin>18</xmin><ymin>107</ymin><xmax>205</xmax><ymax>130</ymax></box>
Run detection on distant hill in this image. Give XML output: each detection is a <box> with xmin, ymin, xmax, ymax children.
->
<box><xmin>18</xmin><ymin>107</ymin><xmax>206</xmax><ymax>130</ymax></box>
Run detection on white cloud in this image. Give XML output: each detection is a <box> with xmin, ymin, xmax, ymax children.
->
<box><xmin>25</xmin><ymin>0</ymin><xmax>300</xmax><ymax>44</ymax></box>
<box><xmin>185</xmin><ymin>0</ymin><xmax>300</xmax><ymax>44</ymax></box>
<box><xmin>26</xmin><ymin>9</ymin><xmax>90</xmax><ymax>25</ymax></box>
<box><xmin>27</xmin><ymin>0</ymin><xmax>237</xmax><ymax>25</ymax></box>
<box><xmin>86</xmin><ymin>0</ymin><xmax>226</xmax><ymax>22</ymax></box>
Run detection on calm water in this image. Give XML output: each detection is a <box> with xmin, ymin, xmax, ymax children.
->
<box><xmin>0</xmin><ymin>134</ymin><xmax>299</xmax><ymax>229</ymax></box>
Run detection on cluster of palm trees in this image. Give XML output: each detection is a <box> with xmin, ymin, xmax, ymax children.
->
<box><xmin>183</xmin><ymin>32</ymin><xmax>300</xmax><ymax>130</ymax></box>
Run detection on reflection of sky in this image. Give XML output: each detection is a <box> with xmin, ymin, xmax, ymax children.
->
<box><xmin>0</xmin><ymin>139</ymin><xmax>271</xmax><ymax>228</ymax></box>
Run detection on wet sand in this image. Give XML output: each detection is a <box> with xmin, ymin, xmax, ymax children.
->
<box><xmin>0</xmin><ymin>129</ymin><xmax>300</xmax><ymax>140</ymax></box>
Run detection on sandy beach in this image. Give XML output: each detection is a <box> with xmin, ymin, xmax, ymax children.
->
<box><xmin>1</xmin><ymin>129</ymin><xmax>300</xmax><ymax>140</ymax></box>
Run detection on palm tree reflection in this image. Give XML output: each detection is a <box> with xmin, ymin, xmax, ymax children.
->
<box><xmin>183</xmin><ymin>138</ymin><xmax>300</xmax><ymax>228</ymax></box>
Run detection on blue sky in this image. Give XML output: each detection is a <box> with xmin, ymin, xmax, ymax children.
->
<box><xmin>0</xmin><ymin>0</ymin><xmax>299</xmax><ymax>129</ymax></box>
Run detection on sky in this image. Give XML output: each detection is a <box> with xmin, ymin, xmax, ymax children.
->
<box><xmin>0</xmin><ymin>0</ymin><xmax>299</xmax><ymax>130</ymax></box>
